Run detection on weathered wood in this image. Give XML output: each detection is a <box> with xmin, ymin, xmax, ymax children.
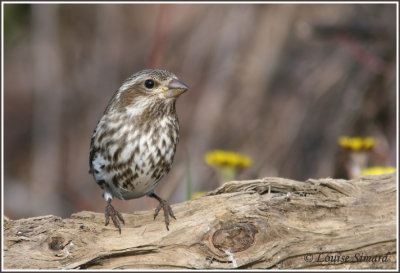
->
<box><xmin>3</xmin><ymin>174</ymin><xmax>397</xmax><ymax>269</ymax></box>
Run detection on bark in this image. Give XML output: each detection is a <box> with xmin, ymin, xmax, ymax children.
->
<box><xmin>3</xmin><ymin>173</ymin><xmax>396</xmax><ymax>269</ymax></box>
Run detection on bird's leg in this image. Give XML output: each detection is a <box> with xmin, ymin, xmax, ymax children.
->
<box><xmin>105</xmin><ymin>200</ymin><xmax>125</xmax><ymax>234</ymax></box>
<box><xmin>148</xmin><ymin>192</ymin><xmax>176</xmax><ymax>230</ymax></box>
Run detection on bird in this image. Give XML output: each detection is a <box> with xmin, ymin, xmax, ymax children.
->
<box><xmin>89</xmin><ymin>69</ymin><xmax>189</xmax><ymax>233</ymax></box>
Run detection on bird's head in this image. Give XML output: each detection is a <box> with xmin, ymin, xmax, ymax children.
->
<box><xmin>105</xmin><ymin>69</ymin><xmax>189</xmax><ymax>115</ymax></box>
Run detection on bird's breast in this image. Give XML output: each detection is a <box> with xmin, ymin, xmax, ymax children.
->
<box><xmin>91</xmin><ymin>113</ymin><xmax>179</xmax><ymax>199</ymax></box>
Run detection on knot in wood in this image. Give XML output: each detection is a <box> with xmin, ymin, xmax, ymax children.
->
<box><xmin>48</xmin><ymin>237</ymin><xmax>66</xmax><ymax>251</ymax></box>
<box><xmin>212</xmin><ymin>223</ymin><xmax>258</xmax><ymax>253</ymax></box>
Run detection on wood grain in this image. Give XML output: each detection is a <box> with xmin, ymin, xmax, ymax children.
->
<box><xmin>3</xmin><ymin>174</ymin><xmax>396</xmax><ymax>269</ymax></box>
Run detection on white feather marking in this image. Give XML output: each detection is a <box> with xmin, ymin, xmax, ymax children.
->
<box><xmin>118</xmin><ymin>72</ymin><xmax>155</xmax><ymax>93</ymax></box>
<box><xmin>107</xmin><ymin>119</ymin><xmax>123</xmax><ymax>129</ymax></box>
<box><xmin>103</xmin><ymin>191</ymin><xmax>113</xmax><ymax>202</ymax></box>
<box><xmin>159</xmin><ymin>116</ymin><xmax>169</xmax><ymax>127</ymax></box>
<box><xmin>157</xmin><ymin>140</ymin><xmax>166</xmax><ymax>155</ymax></box>
<box><xmin>119</xmin><ymin>77</ymin><xmax>138</xmax><ymax>92</ymax></box>
<box><xmin>126</xmin><ymin>104</ymin><xmax>145</xmax><ymax>117</ymax></box>
<box><xmin>125</xmin><ymin>97</ymin><xmax>152</xmax><ymax>117</ymax></box>
<box><xmin>92</xmin><ymin>154</ymin><xmax>110</xmax><ymax>181</ymax></box>
<box><xmin>120</xmin><ymin>143</ymin><xmax>135</xmax><ymax>161</ymax></box>
<box><xmin>108</xmin><ymin>144</ymin><xmax>118</xmax><ymax>157</ymax></box>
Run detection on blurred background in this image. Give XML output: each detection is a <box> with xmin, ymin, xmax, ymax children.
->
<box><xmin>3</xmin><ymin>3</ymin><xmax>397</xmax><ymax>219</ymax></box>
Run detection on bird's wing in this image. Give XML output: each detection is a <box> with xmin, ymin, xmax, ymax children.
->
<box><xmin>89</xmin><ymin>135</ymin><xmax>96</xmax><ymax>174</ymax></box>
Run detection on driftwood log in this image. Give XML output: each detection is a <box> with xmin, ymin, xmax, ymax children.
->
<box><xmin>3</xmin><ymin>174</ymin><xmax>397</xmax><ymax>269</ymax></box>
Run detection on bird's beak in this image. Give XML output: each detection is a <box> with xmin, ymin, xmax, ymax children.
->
<box><xmin>165</xmin><ymin>78</ymin><xmax>189</xmax><ymax>98</ymax></box>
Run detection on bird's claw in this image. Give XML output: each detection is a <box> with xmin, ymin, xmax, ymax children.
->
<box><xmin>153</xmin><ymin>200</ymin><xmax>176</xmax><ymax>231</ymax></box>
<box><xmin>105</xmin><ymin>203</ymin><xmax>125</xmax><ymax>234</ymax></box>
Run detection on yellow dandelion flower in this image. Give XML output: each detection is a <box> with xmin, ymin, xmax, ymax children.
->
<box><xmin>191</xmin><ymin>191</ymin><xmax>207</xmax><ymax>199</ymax></box>
<box><xmin>361</xmin><ymin>166</ymin><xmax>396</xmax><ymax>176</ymax></box>
<box><xmin>205</xmin><ymin>150</ymin><xmax>253</xmax><ymax>169</ymax></box>
<box><xmin>338</xmin><ymin>136</ymin><xmax>376</xmax><ymax>151</ymax></box>
<box><xmin>205</xmin><ymin>150</ymin><xmax>253</xmax><ymax>184</ymax></box>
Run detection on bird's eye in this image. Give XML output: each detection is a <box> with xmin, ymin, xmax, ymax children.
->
<box><xmin>144</xmin><ymin>79</ymin><xmax>155</xmax><ymax>89</ymax></box>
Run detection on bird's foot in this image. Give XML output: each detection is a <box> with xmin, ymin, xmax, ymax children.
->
<box><xmin>105</xmin><ymin>202</ymin><xmax>125</xmax><ymax>234</ymax></box>
<box><xmin>149</xmin><ymin>193</ymin><xmax>176</xmax><ymax>230</ymax></box>
<box><xmin>154</xmin><ymin>200</ymin><xmax>176</xmax><ymax>231</ymax></box>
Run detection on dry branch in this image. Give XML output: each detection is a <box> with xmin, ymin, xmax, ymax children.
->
<box><xmin>3</xmin><ymin>174</ymin><xmax>397</xmax><ymax>269</ymax></box>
